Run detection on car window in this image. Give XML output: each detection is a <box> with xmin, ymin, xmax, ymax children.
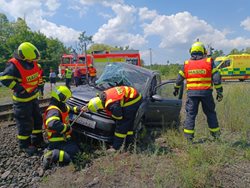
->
<box><xmin>155</xmin><ymin>82</ymin><xmax>176</xmax><ymax>99</ymax></box>
<box><xmin>219</xmin><ymin>60</ymin><xmax>231</xmax><ymax>69</ymax></box>
<box><xmin>95</xmin><ymin>63</ymin><xmax>151</xmax><ymax>93</ymax></box>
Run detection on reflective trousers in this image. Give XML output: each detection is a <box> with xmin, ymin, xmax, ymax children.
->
<box><xmin>48</xmin><ymin>139</ymin><xmax>80</xmax><ymax>163</ymax></box>
<box><xmin>113</xmin><ymin>98</ymin><xmax>142</xmax><ymax>150</ymax></box>
<box><xmin>13</xmin><ymin>99</ymin><xmax>43</xmax><ymax>148</ymax></box>
<box><xmin>184</xmin><ymin>95</ymin><xmax>220</xmax><ymax>139</ymax></box>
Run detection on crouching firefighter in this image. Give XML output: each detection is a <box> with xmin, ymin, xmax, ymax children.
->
<box><xmin>88</xmin><ymin>86</ymin><xmax>142</xmax><ymax>151</ymax></box>
<box><xmin>42</xmin><ymin>86</ymin><xmax>86</xmax><ymax>169</ymax></box>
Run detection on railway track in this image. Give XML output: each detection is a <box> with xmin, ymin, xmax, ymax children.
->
<box><xmin>0</xmin><ymin>98</ymin><xmax>50</xmax><ymax>124</ymax></box>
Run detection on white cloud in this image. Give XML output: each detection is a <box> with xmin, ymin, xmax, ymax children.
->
<box><xmin>140</xmin><ymin>11</ymin><xmax>250</xmax><ymax>53</ymax></box>
<box><xmin>0</xmin><ymin>0</ymin><xmax>80</xmax><ymax>44</ymax></box>
<box><xmin>139</xmin><ymin>7</ymin><xmax>158</xmax><ymax>21</ymax></box>
<box><xmin>32</xmin><ymin>18</ymin><xmax>80</xmax><ymax>43</ymax></box>
<box><xmin>45</xmin><ymin>0</ymin><xmax>60</xmax><ymax>12</ymax></box>
<box><xmin>93</xmin><ymin>3</ymin><xmax>147</xmax><ymax>48</ymax></box>
<box><xmin>240</xmin><ymin>17</ymin><xmax>250</xmax><ymax>31</ymax></box>
<box><xmin>78</xmin><ymin>0</ymin><xmax>124</xmax><ymax>6</ymax></box>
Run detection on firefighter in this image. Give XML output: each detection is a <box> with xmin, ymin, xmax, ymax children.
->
<box><xmin>42</xmin><ymin>85</ymin><xmax>86</xmax><ymax>169</ymax></box>
<box><xmin>173</xmin><ymin>41</ymin><xmax>223</xmax><ymax>142</ymax></box>
<box><xmin>65</xmin><ymin>66</ymin><xmax>73</xmax><ymax>89</ymax></box>
<box><xmin>88</xmin><ymin>64</ymin><xmax>97</xmax><ymax>84</ymax></box>
<box><xmin>38</xmin><ymin>64</ymin><xmax>46</xmax><ymax>99</ymax></box>
<box><xmin>87</xmin><ymin>86</ymin><xmax>142</xmax><ymax>151</ymax></box>
<box><xmin>0</xmin><ymin>42</ymin><xmax>44</xmax><ymax>155</ymax></box>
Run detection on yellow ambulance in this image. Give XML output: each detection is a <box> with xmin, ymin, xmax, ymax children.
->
<box><xmin>215</xmin><ymin>54</ymin><xmax>250</xmax><ymax>81</ymax></box>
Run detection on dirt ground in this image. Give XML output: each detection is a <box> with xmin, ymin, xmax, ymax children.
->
<box><xmin>37</xmin><ymin>153</ymin><xmax>250</xmax><ymax>188</ymax></box>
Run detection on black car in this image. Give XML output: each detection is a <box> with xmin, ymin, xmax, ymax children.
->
<box><xmin>67</xmin><ymin>63</ymin><xmax>183</xmax><ymax>143</ymax></box>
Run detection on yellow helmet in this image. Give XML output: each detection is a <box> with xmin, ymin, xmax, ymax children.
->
<box><xmin>88</xmin><ymin>97</ymin><xmax>103</xmax><ymax>112</ymax></box>
<box><xmin>18</xmin><ymin>42</ymin><xmax>40</xmax><ymax>61</ymax></box>
<box><xmin>51</xmin><ymin>86</ymin><xmax>72</xmax><ymax>103</ymax></box>
<box><xmin>190</xmin><ymin>41</ymin><xmax>206</xmax><ymax>55</ymax></box>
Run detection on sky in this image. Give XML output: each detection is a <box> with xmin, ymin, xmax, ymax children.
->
<box><xmin>1</xmin><ymin>0</ymin><xmax>250</xmax><ymax>65</ymax></box>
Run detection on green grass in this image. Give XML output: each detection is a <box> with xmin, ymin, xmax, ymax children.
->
<box><xmin>0</xmin><ymin>86</ymin><xmax>12</xmax><ymax>103</ymax></box>
<box><xmin>80</xmin><ymin>82</ymin><xmax>250</xmax><ymax>187</ymax></box>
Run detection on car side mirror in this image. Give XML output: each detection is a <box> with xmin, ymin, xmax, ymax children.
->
<box><xmin>152</xmin><ymin>94</ymin><xmax>163</xmax><ymax>101</ymax></box>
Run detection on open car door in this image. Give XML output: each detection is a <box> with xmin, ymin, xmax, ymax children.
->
<box><xmin>143</xmin><ymin>80</ymin><xmax>183</xmax><ymax>128</ymax></box>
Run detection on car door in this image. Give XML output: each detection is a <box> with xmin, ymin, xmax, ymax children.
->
<box><xmin>144</xmin><ymin>80</ymin><xmax>183</xmax><ymax>128</ymax></box>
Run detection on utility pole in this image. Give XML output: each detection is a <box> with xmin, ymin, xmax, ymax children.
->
<box><xmin>149</xmin><ymin>48</ymin><xmax>152</xmax><ymax>68</ymax></box>
<box><xmin>84</xmin><ymin>42</ymin><xmax>89</xmax><ymax>84</ymax></box>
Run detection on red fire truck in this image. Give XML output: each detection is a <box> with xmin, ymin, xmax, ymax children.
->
<box><xmin>58</xmin><ymin>50</ymin><xmax>141</xmax><ymax>78</ymax></box>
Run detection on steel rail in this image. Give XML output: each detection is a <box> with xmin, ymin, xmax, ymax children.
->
<box><xmin>0</xmin><ymin>98</ymin><xmax>50</xmax><ymax>123</ymax></box>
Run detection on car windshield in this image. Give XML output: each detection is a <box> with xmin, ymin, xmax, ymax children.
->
<box><xmin>95</xmin><ymin>63</ymin><xmax>151</xmax><ymax>93</ymax></box>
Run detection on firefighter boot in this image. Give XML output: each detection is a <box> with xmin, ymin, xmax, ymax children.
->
<box><xmin>42</xmin><ymin>149</ymin><xmax>53</xmax><ymax>170</ymax></box>
<box><xmin>211</xmin><ymin>130</ymin><xmax>221</xmax><ymax>141</ymax></box>
<box><xmin>19</xmin><ymin>145</ymin><xmax>37</xmax><ymax>156</ymax></box>
<box><xmin>31</xmin><ymin>133</ymin><xmax>48</xmax><ymax>149</ymax></box>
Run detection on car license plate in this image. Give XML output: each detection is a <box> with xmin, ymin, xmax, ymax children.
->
<box><xmin>72</xmin><ymin>115</ymin><xmax>96</xmax><ymax>129</ymax></box>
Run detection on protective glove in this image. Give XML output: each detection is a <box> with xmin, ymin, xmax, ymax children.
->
<box><xmin>61</xmin><ymin>124</ymin><xmax>72</xmax><ymax>134</ymax></box>
<box><xmin>173</xmin><ymin>88</ymin><xmax>179</xmax><ymax>96</ymax></box>
<box><xmin>216</xmin><ymin>92</ymin><xmax>223</xmax><ymax>102</ymax></box>
<box><xmin>81</xmin><ymin>106</ymin><xmax>88</xmax><ymax>112</ymax></box>
<box><xmin>65</xmin><ymin>124</ymin><xmax>72</xmax><ymax>134</ymax></box>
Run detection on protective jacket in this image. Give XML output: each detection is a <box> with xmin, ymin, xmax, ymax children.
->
<box><xmin>88</xmin><ymin>67</ymin><xmax>97</xmax><ymax>77</ymax></box>
<box><xmin>38</xmin><ymin>69</ymin><xmax>46</xmax><ymax>86</ymax></box>
<box><xmin>44</xmin><ymin>100</ymin><xmax>80</xmax><ymax>143</ymax></box>
<box><xmin>65</xmin><ymin>68</ymin><xmax>72</xmax><ymax>79</ymax></box>
<box><xmin>184</xmin><ymin>58</ymin><xmax>213</xmax><ymax>90</ymax></box>
<box><xmin>0</xmin><ymin>57</ymin><xmax>40</xmax><ymax>102</ymax></box>
<box><xmin>175</xmin><ymin>57</ymin><xmax>223</xmax><ymax>96</ymax></box>
<box><xmin>102</xmin><ymin>86</ymin><xmax>142</xmax><ymax>120</ymax></box>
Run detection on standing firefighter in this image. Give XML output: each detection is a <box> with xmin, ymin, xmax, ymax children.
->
<box><xmin>65</xmin><ymin>66</ymin><xmax>72</xmax><ymax>89</ymax></box>
<box><xmin>42</xmin><ymin>86</ymin><xmax>86</xmax><ymax>169</ymax></box>
<box><xmin>173</xmin><ymin>41</ymin><xmax>223</xmax><ymax>142</ymax></box>
<box><xmin>38</xmin><ymin>64</ymin><xmax>46</xmax><ymax>99</ymax></box>
<box><xmin>0</xmin><ymin>42</ymin><xmax>44</xmax><ymax>155</ymax></box>
<box><xmin>88</xmin><ymin>86</ymin><xmax>142</xmax><ymax>151</ymax></box>
<box><xmin>88</xmin><ymin>64</ymin><xmax>97</xmax><ymax>84</ymax></box>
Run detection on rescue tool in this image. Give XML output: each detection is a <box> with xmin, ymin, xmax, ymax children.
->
<box><xmin>69</xmin><ymin>106</ymin><xmax>88</xmax><ymax>127</ymax></box>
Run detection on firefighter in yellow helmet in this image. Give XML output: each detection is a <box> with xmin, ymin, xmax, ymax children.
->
<box><xmin>37</xmin><ymin>64</ymin><xmax>46</xmax><ymax>99</ymax></box>
<box><xmin>88</xmin><ymin>86</ymin><xmax>142</xmax><ymax>151</ymax></box>
<box><xmin>0</xmin><ymin>42</ymin><xmax>45</xmax><ymax>155</ymax></box>
<box><xmin>173</xmin><ymin>41</ymin><xmax>223</xmax><ymax>142</ymax></box>
<box><xmin>88</xmin><ymin>64</ymin><xmax>97</xmax><ymax>84</ymax></box>
<box><xmin>42</xmin><ymin>86</ymin><xmax>87</xmax><ymax>169</ymax></box>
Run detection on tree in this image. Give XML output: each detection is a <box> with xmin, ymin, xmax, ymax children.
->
<box><xmin>229</xmin><ymin>48</ymin><xmax>241</xmax><ymax>55</ymax></box>
<box><xmin>212</xmin><ymin>49</ymin><xmax>224</xmax><ymax>59</ymax></box>
<box><xmin>78</xmin><ymin>31</ymin><xmax>93</xmax><ymax>54</ymax></box>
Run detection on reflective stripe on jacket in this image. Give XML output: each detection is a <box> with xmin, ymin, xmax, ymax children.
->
<box><xmin>44</xmin><ymin>105</ymin><xmax>71</xmax><ymax>142</ymax></box>
<box><xmin>10</xmin><ymin>58</ymin><xmax>40</xmax><ymax>93</ymax></box>
<box><xmin>104</xmin><ymin>86</ymin><xmax>140</xmax><ymax>107</ymax></box>
<box><xmin>184</xmin><ymin>58</ymin><xmax>212</xmax><ymax>90</ymax></box>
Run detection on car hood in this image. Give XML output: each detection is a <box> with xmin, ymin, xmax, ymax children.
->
<box><xmin>71</xmin><ymin>84</ymin><xmax>101</xmax><ymax>102</ymax></box>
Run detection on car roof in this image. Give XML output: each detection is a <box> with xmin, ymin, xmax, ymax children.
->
<box><xmin>112</xmin><ymin>62</ymin><xmax>159</xmax><ymax>77</ymax></box>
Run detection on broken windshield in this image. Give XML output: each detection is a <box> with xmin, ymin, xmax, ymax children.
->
<box><xmin>95</xmin><ymin>63</ymin><xmax>150</xmax><ymax>93</ymax></box>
